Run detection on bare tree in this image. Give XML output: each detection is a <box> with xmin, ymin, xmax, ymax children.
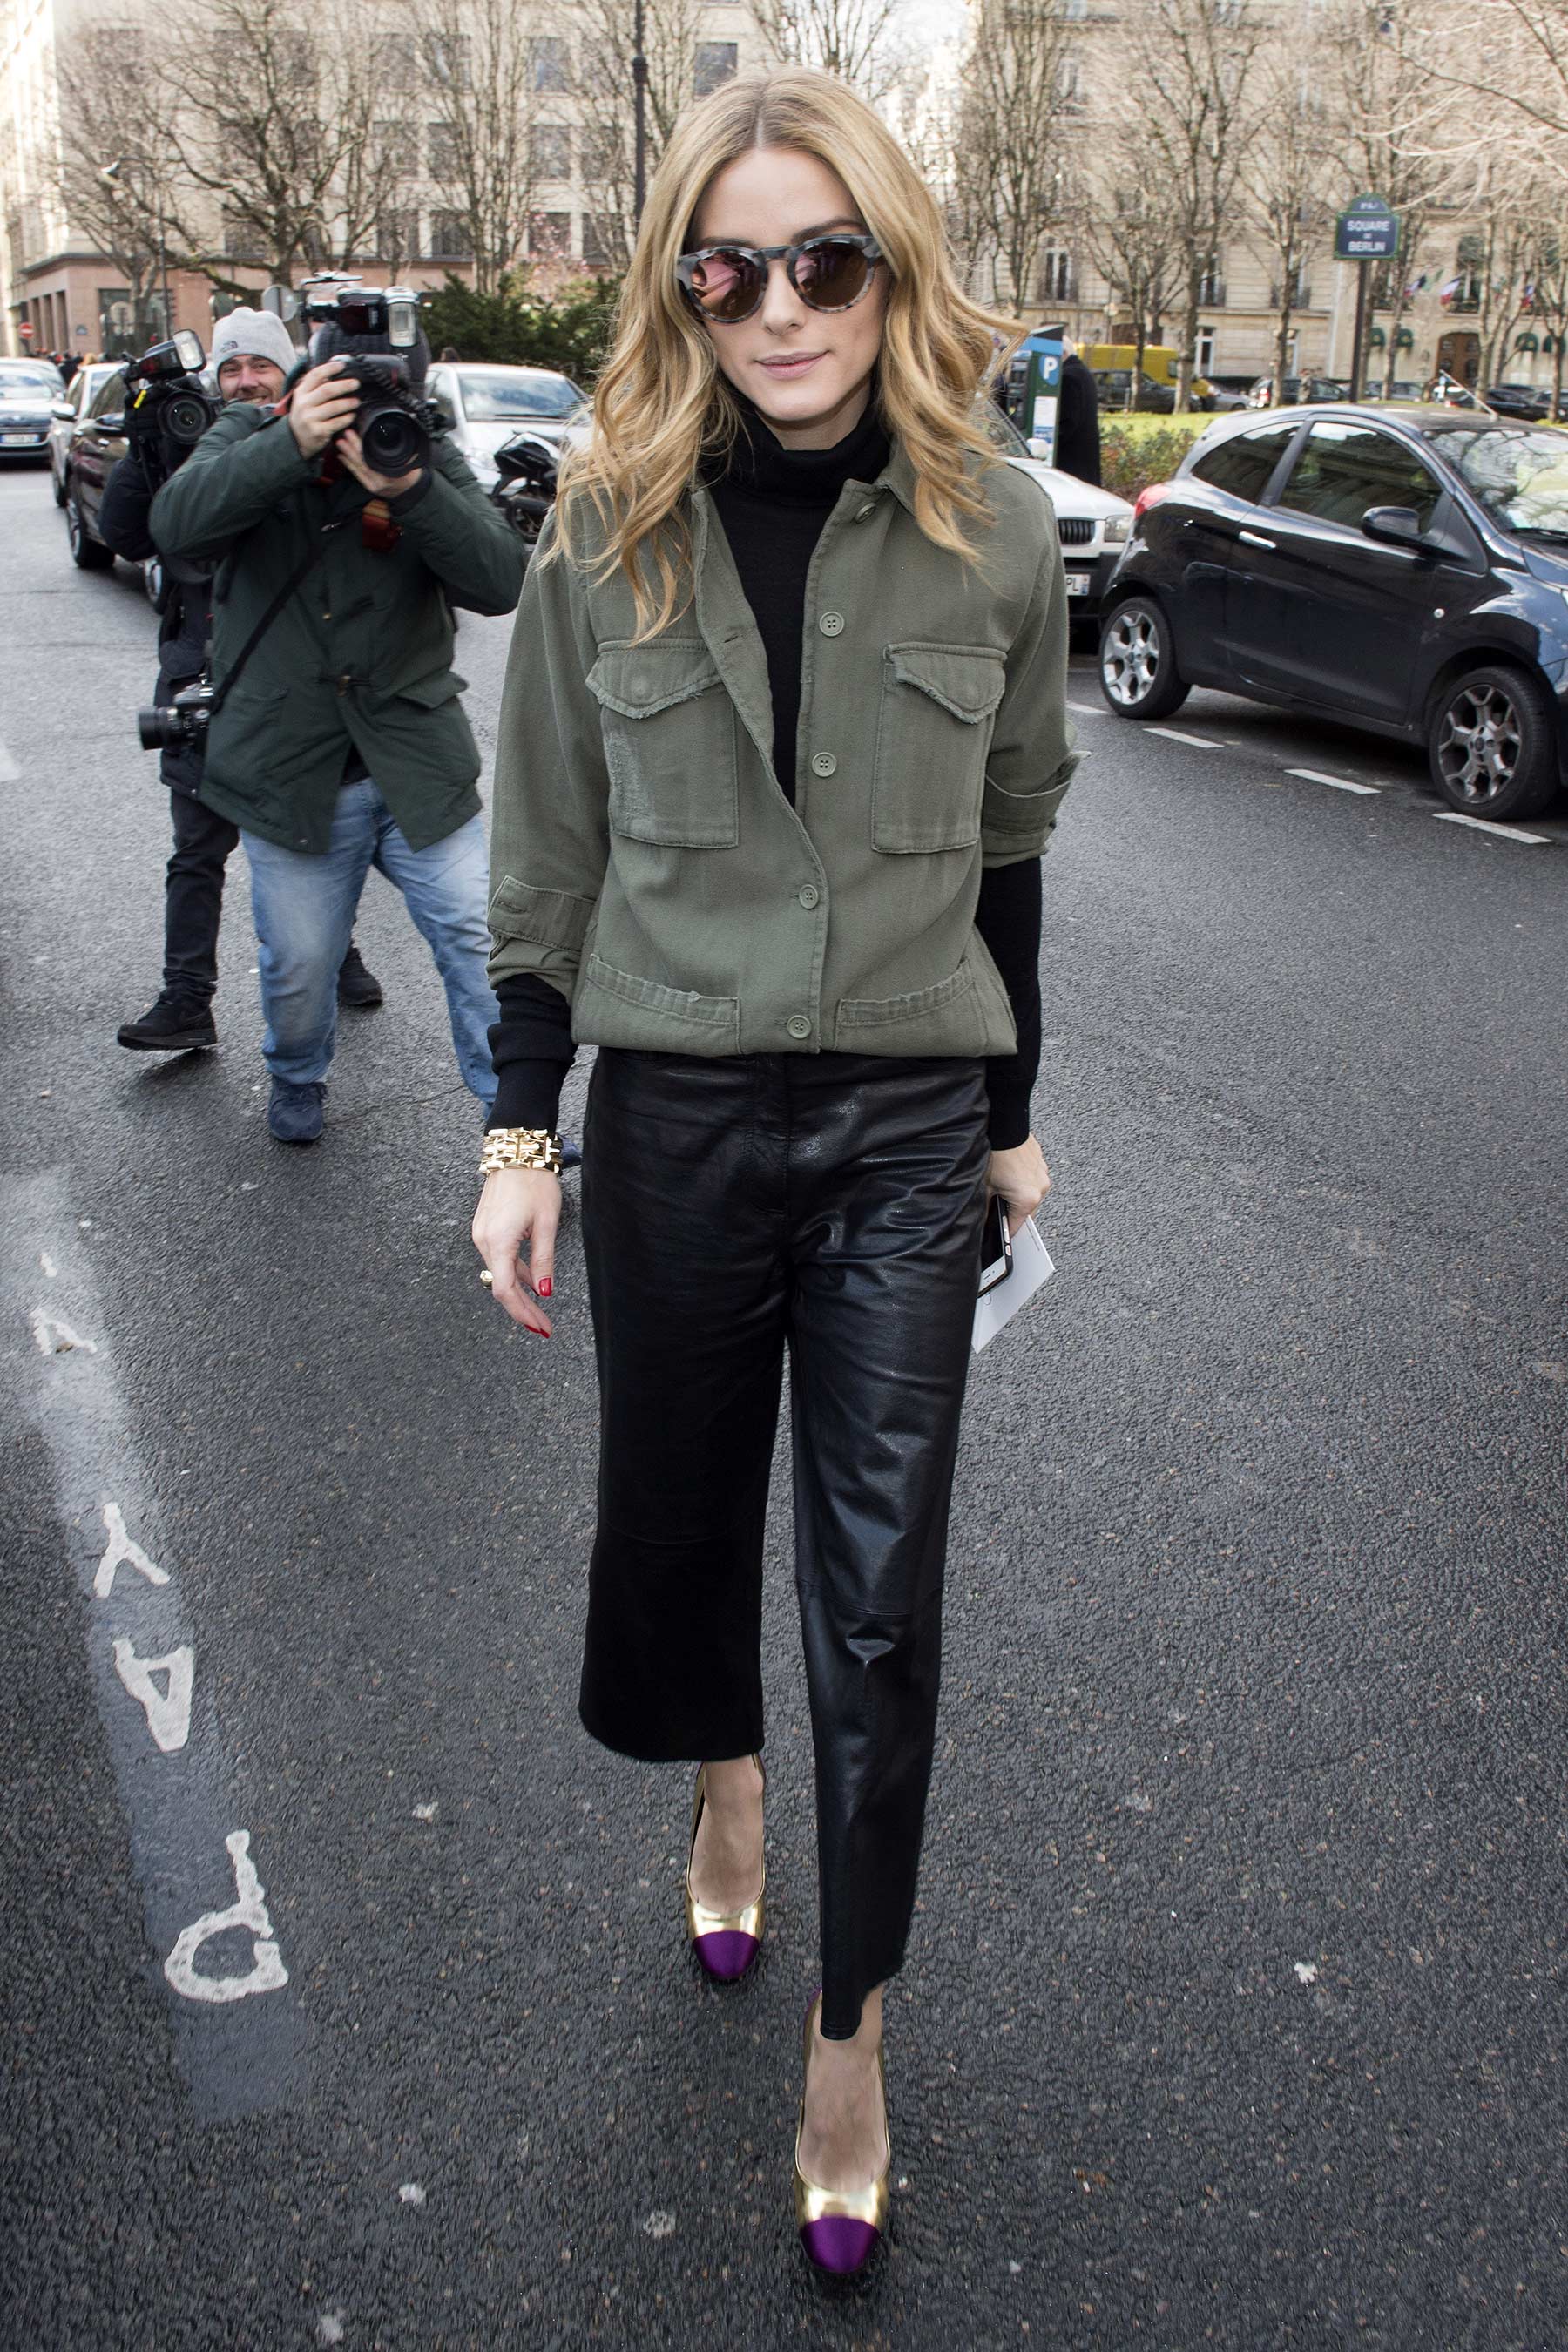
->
<box><xmin>57</xmin><ymin>29</ymin><xmax>180</xmax><ymax>341</ymax></box>
<box><xmin>1083</xmin><ymin>160</ymin><xmax>1180</xmax><ymax>400</ymax></box>
<box><xmin>153</xmin><ymin>0</ymin><xmax>409</xmax><ymax>285</ymax></box>
<box><xmin>950</xmin><ymin>0</ymin><xmax>1080</xmax><ymax>313</ymax></box>
<box><xmin>1106</xmin><ymin>0</ymin><xmax>1264</xmax><ymax>412</ymax></box>
<box><xmin>573</xmin><ymin>0</ymin><xmax>704</xmax><ymax>272</ymax></box>
<box><xmin>1241</xmin><ymin>8</ymin><xmax>1335</xmax><ymax>398</ymax></box>
<box><xmin>407</xmin><ymin>0</ymin><xmax>544</xmax><ymax>293</ymax></box>
<box><xmin>1518</xmin><ymin>191</ymin><xmax>1568</xmax><ymax>417</ymax></box>
<box><xmin>750</xmin><ymin>0</ymin><xmax>907</xmax><ymax>103</ymax></box>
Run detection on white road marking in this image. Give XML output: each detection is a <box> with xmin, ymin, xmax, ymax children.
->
<box><xmin>1065</xmin><ymin>699</ymin><xmax>1105</xmax><ymax>715</ymax></box>
<box><xmin>1146</xmin><ymin>726</ymin><xmax>1222</xmax><ymax>748</ymax></box>
<box><xmin>39</xmin><ymin>1252</ymin><xmax>57</xmax><ymax>1277</ymax></box>
<box><xmin>30</xmin><ymin>1306</ymin><xmax>96</xmax><ymax>1355</ymax></box>
<box><xmin>0</xmin><ymin>740</ymin><xmax>19</xmax><ymax>783</ymax></box>
<box><xmin>94</xmin><ymin>1502</ymin><xmax>171</xmax><ymax>1598</ymax></box>
<box><xmin>112</xmin><ymin>1638</ymin><xmax>195</xmax><ymax>1754</ymax></box>
<box><xmin>398</xmin><ymin>2183</ymin><xmax>428</xmax><ymax>2207</ymax></box>
<box><xmin>163</xmin><ymin>1831</ymin><xmax>289</xmax><ymax>2004</ymax></box>
<box><xmin>1434</xmin><ymin>810</ymin><xmax>1549</xmax><ymax>844</ymax></box>
<box><xmin>1287</xmin><ymin>767</ymin><xmax>1380</xmax><ymax>795</ymax></box>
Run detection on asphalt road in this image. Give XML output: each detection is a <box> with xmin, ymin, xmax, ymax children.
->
<box><xmin>2</xmin><ymin>460</ymin><xmax>1565</xmax><ymax>2352</ymax></box>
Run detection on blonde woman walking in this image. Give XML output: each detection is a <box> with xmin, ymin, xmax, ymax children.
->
<box><xmin>473</xmin><ymin>66</ymin><xmax>1077</xmax><ymax>2273</ymax></box>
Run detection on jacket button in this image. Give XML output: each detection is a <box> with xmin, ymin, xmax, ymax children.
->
<box><xmin>787</xmin><ymin>1014</ymin><xmax>812</xmax><ymax>1039</ymax></box>
<box><xmin>810</xmin><ymin>751</ymin><xmax>837</xmax><ymax>777</ymax></box>
<box><xmin>818</xmin><ymin>611</ymin><xmax>845</xmax><ymax>636</ymax></box>
<box><xmin>798</xmin><ymin>883</ymin><xmax>820</xmax><ymax>909</ymax></box>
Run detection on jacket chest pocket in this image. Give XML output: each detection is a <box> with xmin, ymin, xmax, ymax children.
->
<box><xmin>587</xmin><ymin>639</ymin><xmax>740</xmax><ymax>848</ymax></box>
<box><xmin>871</xmin><ymin>642</ymin><xmax>1006</xmax><ymax>853</ymax></box>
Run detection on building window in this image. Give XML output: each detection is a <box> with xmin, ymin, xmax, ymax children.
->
<box><xmin>530</xmin><ymin>36</ymin><xmax>570</xmax><ymax>91</ymax></box>
<box><xmin>1195</xmin><ymin>326</ymin><xmax>1216</xmax><ymax>375</ymax></box>
<box><xmin>531</xmin><ymin>124</ymin><xmax>571</xmax><ymax>179</ymax></box>
<box><xmin>427</xmin><ymin>209</ymin><xmax>472</xmax><ymax>261</ymax></box>
<box><xmin>581</xmin><ymin>211</ymin><xmax>615</xmax><ymax>268</ymax></box>
<box><xmin>379</xmin><ymin>36</ymin><xmax>420</xmax><ymax>88</ymax></box>
<box><xmin>1198</xmin><ymin>256</ymin><xmax>1226</xmax><ymax>307</ymax></box>
<box><xmin>1036</xmin><ymin>247</ymin><xmax>1075</xmax><ymax>303</ymax></box>
<box><xmin>1055</xmin><ymin>53</ymin><xmax>1082</xmax><ymax>106</ymax></box>
<box><xmin>423</xmin><ymin>31</ymin><xmax>471</xmax><ymax>87</ymax></box>
<box><xmin>693</xmin><ymin>40</ymin><xmax>738</xmax><ymax>95</ymax></box>
<box><xmin>528</xmin><ymin>208</ymin><xmax>573</xmax><ymax>260</ymax></box>
<box><xmin>221</xmin><ymin>211</ymin><xmax>266</xmax><ymax>261</ymax></box>
<box><xmin>374</xmin><ymin>209</ymin><xmax>420</xmax><ymax>269</ymax></box>
<box><xmin>581</xmin><ymin>126</ymin><xmax>623</xmax><ymax>185</ymax></box>
<box><xmin>374</xmin><ymin>122</ymin><xmax>420</xmax><ymax>179</ymax></box>
<box><xmin>428</xmin><ymin>121</ymin><xmax>461</xmax><ymax>179</ymax></box>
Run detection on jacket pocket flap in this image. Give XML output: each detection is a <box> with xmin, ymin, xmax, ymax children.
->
<box><xmin>886</xmin><ymin>643</ymin><xmax>1005</xmax><ymax>722</ymax></box>
<box><xmin>395</xmin><ymin>672</ymin><xmax>468</xmax><ymax>709</ymax></box>
<box><xmin>587</xmin><ymin>639</ymin><xmax>722</xmax><ymax>720</ymax></box>
<box><xmin>489</xmin><ymin>875</ymin><xmax>596</xmax><ymax>952</ymax></box>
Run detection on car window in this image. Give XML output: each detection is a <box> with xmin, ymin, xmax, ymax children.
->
<box><xmin>454</xmin><ymin>368</ymin><xmax>585</xmax><ymax>422</ymax></box>
<box><xmin>89</xmin><ymin>368</ymin><xmax>128</xmax><ymax>420</ymax></box>
<box><xmin>1189</xmin><ymin>422</ymin><xmax>1299</xmax><ymax>503</ymax></box>
<box><xmin>1435</xmin><ymin>423</ymin><xmax>1568</xmax><ymax>536</ymax></box>
<box><xmin>1</xmin><ymin>363</ymin><xmax>59</xmax><ymax>393</ymax></box>
<box><xmin>1277</xmin><ymin>422</ymin><xmax>1441</xmax><ymax>530</ymax></box>
<box><xmin>977</xmin><ymin>403</ymin><xmax>1031</xmax><ymax>457</ymax></box>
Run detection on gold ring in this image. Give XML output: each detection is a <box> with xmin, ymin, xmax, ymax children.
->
<box><xmin>479</xmin><ymin>1268</ymin><xmax>494</xmax><ymax>1287</ymax></box>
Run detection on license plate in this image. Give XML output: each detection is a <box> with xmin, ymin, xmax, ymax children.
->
<box><xmin>1064</xmin><ymin>571</ymin><xmax>1092</xmax><ymax>597</ymax></box>
<box><xmin>3</xmin><ymin>431</ymin><xmax>38</xmax><ymax>444</ymax></box>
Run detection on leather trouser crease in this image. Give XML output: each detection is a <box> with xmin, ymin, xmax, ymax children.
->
<box><xmin>578</xmin><ymin>1047</ymin><xmax>989</xmax><ymax>2041</ymax></box>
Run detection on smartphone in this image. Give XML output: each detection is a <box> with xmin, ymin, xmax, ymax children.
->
<box><xmin>978</xmin><ymin>1193</ymin><xmax>1013</xmax><ymax>1297</ymax></box>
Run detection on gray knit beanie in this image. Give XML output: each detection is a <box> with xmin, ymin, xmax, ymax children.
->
<box><xmin>211</xmin><ymin>308</ymin><xmax>297</xmax><ymax>376</ymax></box>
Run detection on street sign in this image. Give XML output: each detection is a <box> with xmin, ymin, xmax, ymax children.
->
<box><xmin>1335</xmin><ymin>194</ymin><xmax>1400</xmax><ymax>261</ymax></box>
<box><xmin>75</xmin><ymin>323</ymin><xmax>87</xmax><ymax>339</ymax></box>
<box><xmin>17</xmin><ymin>320</ymin><xmax>32</xmax><ymax>340</ymax></box>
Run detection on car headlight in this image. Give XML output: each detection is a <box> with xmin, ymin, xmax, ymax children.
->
<box><xmin>1101</xmin><ymin>515</ymin><xmax>1132</xmax><ymax>544</ymax></box>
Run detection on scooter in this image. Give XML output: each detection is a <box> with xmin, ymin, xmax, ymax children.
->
<box><xmin>491</xmin><ymin>429</ymin><xmax>558</xmax><ymax>547</ymax></box>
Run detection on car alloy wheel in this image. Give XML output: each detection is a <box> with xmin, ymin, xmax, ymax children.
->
<box><xmin>1436</xmin><ymin>680</ymin><xmax>1521</xmax><ymax>808</ymax></box>
<box><xmin>1429</xmin><ymin>663</ymin><xmax>1559</xmax><ymax>821</ymax></box>
<box><xmin>1098</xmin><ymin>597</ymin><xmax>1189</xmax><ymax>720</ymax></box>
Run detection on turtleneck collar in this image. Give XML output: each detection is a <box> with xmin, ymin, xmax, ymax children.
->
<box><xmin>706</xmin><ymin>392</ymin><xmax>891</xmax><ymax>508</ymax></box>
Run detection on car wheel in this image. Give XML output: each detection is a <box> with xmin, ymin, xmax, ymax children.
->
<box><xmin>66</xmin><ymin>490</ymin><xmax>114</xmax><ymax>571</ymax></box>
<box><xmin>1428</xmin><ymin>664</ymin><xmax>1560</xmax><ymax>821</ymax></box>
<box><xmin>1098</xmin><ymin>597</ymin><xmax>1191</xmax><ymax>720</ymax></box>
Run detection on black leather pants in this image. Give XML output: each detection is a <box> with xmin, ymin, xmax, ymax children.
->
<box><xmin>578</xmin><ymin>1048</ymin><xmax>990</xmax><ymax>2039</ymax></box>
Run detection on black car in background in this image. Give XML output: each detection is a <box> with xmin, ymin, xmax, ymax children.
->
<box><xmin>1098</xmin><ymin>403</ymin><xmax>1568</xmax><ymax>821</ymax></box>
<box><xmin>61</xmin><ymin>363</ymin><xmax>133</xmax><ymax>572</ymax></box>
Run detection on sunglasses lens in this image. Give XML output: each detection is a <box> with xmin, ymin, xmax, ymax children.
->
<box><xmin>794</xmin><ymin>239</ymin><xmax>871</xmax><ymax>311</ymax></box>
<box><xmin>686</xmin><ymin>249</ymin><xmax>763</xmax><ymax>322</ymax></box>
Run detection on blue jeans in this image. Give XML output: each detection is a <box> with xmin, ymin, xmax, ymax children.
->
<box><xmin>242</xmin><ymin>782</ymin><xmax>497</xmax><ymax>1105</ymax></box>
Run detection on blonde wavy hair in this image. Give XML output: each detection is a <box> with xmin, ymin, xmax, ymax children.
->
<box><xmin>549</xmin><ymin>65</ymin><xmax>1024</xmax><ymax>638</ymax></box>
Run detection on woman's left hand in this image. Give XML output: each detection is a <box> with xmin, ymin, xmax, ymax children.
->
<box><xmin>986</xmin><ymin>1135</ymin><xmax>1051</xmax><ymax>1235</ymax></box>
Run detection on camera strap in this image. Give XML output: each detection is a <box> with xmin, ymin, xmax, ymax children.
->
<box><xmin>206</xmin><ymin>523</ymin><xmax>345</xmax><ymax>720</ymax></box>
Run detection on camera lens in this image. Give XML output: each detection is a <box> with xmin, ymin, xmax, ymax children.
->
<box><xmin>165</xmin><ymin>392</ymin><xmax>213</xmax><ymax>445</ymax></box>
<box><xmin>359</xmin><ymin>403</ymin><xmax>426</xmax><ymax>476</ymax></box>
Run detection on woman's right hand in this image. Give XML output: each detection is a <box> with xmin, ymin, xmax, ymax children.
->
<box><xmin>472</xmin><ymin>1168</ymin><xmax>561</xmax><ymax>1335</ymax></box>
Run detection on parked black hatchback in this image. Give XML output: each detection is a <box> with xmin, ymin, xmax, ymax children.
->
<box><xmin>1098</xmin><ymin>403</ymin><xmax>1568</xmax><ymax>820</ymax></box>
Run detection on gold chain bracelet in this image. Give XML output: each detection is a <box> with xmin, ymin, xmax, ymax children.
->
<box><xmin>479</xmin><ymin>1126</ymin><xmax>564</xmax><ymax>1177</ymax></box>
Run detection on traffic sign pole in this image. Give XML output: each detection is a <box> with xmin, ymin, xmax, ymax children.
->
<box><xmin>1335</xmin><ymin>195</ymin><xmax>1400</xmax><ymax>405</ymax></box>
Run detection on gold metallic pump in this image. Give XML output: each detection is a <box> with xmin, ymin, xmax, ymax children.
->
<box><xmin>684</xmin><ymin>1755</ymin><xmax>766</xmax><ymax>1982</ymax></box>
<box><xmin>793</xmin><ymin>1994</ymin><xmax>891</xmax><ymax>2275</ymax></box>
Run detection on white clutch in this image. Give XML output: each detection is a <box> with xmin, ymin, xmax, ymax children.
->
<box><xmin>971</xmin><ymin>1213</ymin><xmax>1055</xmax><ymax>1354</ymax></box>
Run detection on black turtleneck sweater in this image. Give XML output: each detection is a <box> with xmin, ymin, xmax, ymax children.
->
<box><xmin>488</xmin><ymin>406</ymin><xmax>1043</xmax><ymax>1148</ymax></box>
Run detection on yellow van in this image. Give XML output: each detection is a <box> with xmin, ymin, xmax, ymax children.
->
<box><xmin>1083</xmin><ymin>343</ymin><xmax>1213</xmax><ymax>410</ymax></box>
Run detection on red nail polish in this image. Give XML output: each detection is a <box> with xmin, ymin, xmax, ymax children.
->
<box><xmin>538</xmin><ymin>1278</ymin><xmax>553</xmax><ymax>1298</ymax></box>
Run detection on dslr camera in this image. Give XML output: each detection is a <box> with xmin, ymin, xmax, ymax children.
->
<box><xmin>300</xmin><ymin>275</ymin><xmax>441</xmax><ymax>476</ymax></box>
<box><xmin>123</xmin><ymin>328</ymin><xmax>220</xmax><ymax>486</ymax></box>
<box><xmin>138</xmin><ymin>678</ymin><xmax>214</xmax><ymax>753</ymax></box>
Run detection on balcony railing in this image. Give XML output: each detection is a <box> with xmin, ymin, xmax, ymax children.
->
<box><xmin>1198</xmin><ymin>277</ymin><xmax>1227</xmax><ymax>308</ymax></box>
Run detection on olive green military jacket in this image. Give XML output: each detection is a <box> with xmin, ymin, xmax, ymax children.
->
<box><xmin>487</xmin><ymin>442</ymin><xmax>1078</xmax><ymax>1060</ymax></box>
<box><xmin>151</xmin><ymin>403</ymin><xmax>525</xmax><ymax>854</ymax></box>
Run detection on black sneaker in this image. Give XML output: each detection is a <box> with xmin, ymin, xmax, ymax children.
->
<box><xmin>117</xmin><ymin>995</ymin><xmax>217</xmax><ymax>1052</ymax></box>
<box><xmin>267</xmin><ymin>1078</ymin><xmax>327</xmax><ymax>1144</ymax></box>
<box><xmin>337</xmin><ymin>943</ymin><xmax>384</xmax><ymax>1010</ymax></box>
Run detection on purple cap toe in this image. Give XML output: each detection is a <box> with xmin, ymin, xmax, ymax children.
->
<box><xmin>693</xmin><ymin>1929</ymin><xmax>759</xmax><ymax>1981</ymax></box>
<box><xmin>800</xmin><ymin>2215</ymin><xmax>879</xmax><ymax>2274</ymax></box>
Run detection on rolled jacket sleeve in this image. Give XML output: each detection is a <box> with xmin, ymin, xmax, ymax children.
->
<box><xmin>487</xmin><ymin>514</ymin><xmax>612</xmax><ymax>1004</ymax></box>
<box><xmin>981</xmin><ymin>525</ymin><xmax>1080</xmax><ymax>868</ymax></box>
